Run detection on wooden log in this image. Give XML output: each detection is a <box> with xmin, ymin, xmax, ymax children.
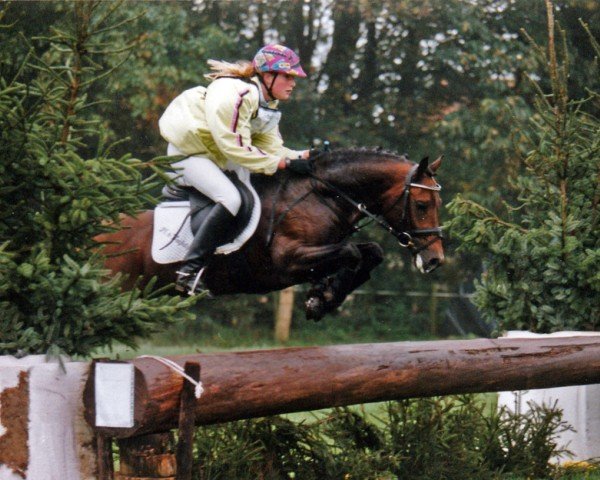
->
<box><xmin>84</xmin><ymin>336</ymin><xmax>600</xmax><ymax>439</ymax></box>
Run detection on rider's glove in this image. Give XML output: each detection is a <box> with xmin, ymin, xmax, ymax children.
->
<box><xmin>285</xmin><ymin>158</ymin><xmax>314</xmax><ymax>175</ymax></box>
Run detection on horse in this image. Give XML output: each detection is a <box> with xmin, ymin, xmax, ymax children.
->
<box><xmin>96</xmin><ymin>148</ymin><xmax>444</xmax><ymax>320</ymax></box>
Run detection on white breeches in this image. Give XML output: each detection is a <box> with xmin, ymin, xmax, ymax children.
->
<box><xmin>166</xmin><ymin>144</ymin><xmax>243</xmax><ymax>216</ymax></box>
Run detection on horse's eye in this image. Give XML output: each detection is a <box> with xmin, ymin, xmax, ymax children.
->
<box><xmin>416</xmin><ymin>202</ymin><xmax>429</xmax><ymax>212</ymax></box>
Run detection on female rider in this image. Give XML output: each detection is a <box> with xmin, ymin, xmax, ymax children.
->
<box><xmin>159</xmin><ymin>44</ymin><xmax>312</xmax><ymax>295</ymax></box>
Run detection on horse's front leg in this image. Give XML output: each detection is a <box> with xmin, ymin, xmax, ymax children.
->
<box><xmin>305</xmin><ymin>242</ymin><xmax>384</xmax><ymax>321</ymax></box>
<box><xmin>283</xmin><ymin>241</ymin><xmax>362</xmax><ymax>282</ymax></box>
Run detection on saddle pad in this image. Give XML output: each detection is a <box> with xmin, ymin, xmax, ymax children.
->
<box><xmin>152</xmin><ymin>201</ymin><xmax>194</xmax><ymax>264</ymax></box>
<box><xmin>151</xmin><ymin>187</ymin><xmax>261</xmax><ymax>264</ymax></box>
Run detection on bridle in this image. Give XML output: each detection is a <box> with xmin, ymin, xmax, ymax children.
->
<box><xmin>305</xmin><ymin>163</ymin><xmax>443</xmax><ymax>255</ymax></box>
<box><xmin>388</xmin><ymin>163</ymin><xmax>444</xmax><ymax>254</ymax></box>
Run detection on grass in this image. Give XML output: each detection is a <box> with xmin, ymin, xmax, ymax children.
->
<box><xmin>97</xmin><ymin>303</ymin><xmax>439</xmax><ymax>359</ymax></box>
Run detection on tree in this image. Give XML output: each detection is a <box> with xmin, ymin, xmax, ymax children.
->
<box><xmin>447</xmin><ymin>2</ymin><xmax>600</xmax><ymax>333</ymax></box>
<box><xmin>0</xmin><ymin>2</ymin><xmax>193</xmax><ymax>357</ymax></box>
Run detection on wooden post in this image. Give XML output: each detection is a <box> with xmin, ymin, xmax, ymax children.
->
<box><xmin>116</xmin><ymin>432</ymin><xmax>176</xmax><ymax>479</ymax></box>
<box><xmin>96</xmin><ymin>434</ymin><xmax>114</xmax><ymax>480</ymax></box>
<box><xmin>84</xmin><ymin>336</ymin><xmax>600</xmax><ymax>439</ymax></box>
<box><xmin>274</xmin><ymin>286</ymin><xmax>294</xmax><ymax>343</ymax></box>
<box><xmin>429</xmin><ymin>283</ymin><xmax>439</xmax><ymax>336</ymax></box>
<box><xmin>175</xmin><ymin>362</ymin><xmax>200</xmax><ymax>480</ymax></box>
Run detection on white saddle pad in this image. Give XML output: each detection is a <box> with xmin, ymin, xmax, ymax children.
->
<box><xmin>151</xmin><ymin>190</ymin><xmax>261</xmax><ymax>264</ymax></box>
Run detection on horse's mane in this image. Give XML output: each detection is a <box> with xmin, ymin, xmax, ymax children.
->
<box><xmin>253</xmin><ymin>147</ymin><xmax>412</xmax><ymax>192</ymax></box>
<box><xmin>311</xmin><ymin>147</ymin><xmax>411</xmax><ymax>169</ymax></box>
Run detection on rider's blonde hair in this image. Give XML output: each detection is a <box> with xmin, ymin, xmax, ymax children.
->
<box><xmin>204</xmin><ymin>59</ymin><xmax>255</xmax><ymax>81</ymax></box>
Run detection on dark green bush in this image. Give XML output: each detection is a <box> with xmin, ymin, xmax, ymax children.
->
<box><xmin>0</xmin><ymin>2</ymin><xmax>193</xmax><ymax>357</ymax></box>
<box><xmin>192</xmin><ymin>395</ymin><xmax>574</xmax><ymax>480</ymax></box>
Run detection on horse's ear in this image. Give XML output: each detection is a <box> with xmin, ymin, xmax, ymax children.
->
<box><xmin>416</xmin><ymin>156</ymin><xmax>429</xmax><ymax>179</ymax></box>
<box><xmin>429</xmin><ymin>155</ymin><xmax>443</xmax><ymax>174</ymax></box>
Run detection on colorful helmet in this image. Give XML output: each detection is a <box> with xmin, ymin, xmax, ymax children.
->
<box><xmin>252</xmin><ymin>44</ymin><xmax>307</xmax><ymax>78</ymax></box>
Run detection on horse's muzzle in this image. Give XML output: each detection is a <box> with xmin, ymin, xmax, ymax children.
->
<box><xmin>415</xmin><ymin>252</ymin><xmax>444</xmax><ymax>274</ymax></box>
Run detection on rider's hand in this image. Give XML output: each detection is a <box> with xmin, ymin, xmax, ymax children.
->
<box><xmin>285</xmin><ymin>157</ymin><xmax>314</xmax><ymax>175</ymax></box>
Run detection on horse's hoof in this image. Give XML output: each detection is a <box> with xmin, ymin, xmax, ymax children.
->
<box><xmin>305</xmin><ymin>296</ymin><xmax>324</xmax><ymax>322</ymax></box>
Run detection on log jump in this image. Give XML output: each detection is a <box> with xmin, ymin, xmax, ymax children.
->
<box><xmin>84</xmin><ymin>336</ymin><xmax>600</xmax><ymax>439</ymax></box>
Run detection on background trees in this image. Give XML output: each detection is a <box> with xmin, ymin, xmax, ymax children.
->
<box><xmin>448</xmin><ymin>7</ymin><xmax>600</xmax><ymax>332</ymax></box>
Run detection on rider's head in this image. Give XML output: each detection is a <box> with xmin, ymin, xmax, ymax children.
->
<box><xmin>253</xmin><ymin>44</ymin><xmax>306</xmax><ymax>101</ymax></box>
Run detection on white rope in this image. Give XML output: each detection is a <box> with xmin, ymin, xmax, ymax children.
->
<box><xmin>139</xmin><ymin>355</ymin><xmax>204</xmax><ymax>399</ymax></box>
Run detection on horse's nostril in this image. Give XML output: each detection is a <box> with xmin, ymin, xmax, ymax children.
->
<box><xmin>426</xmin><ymin>258</ymin><xmax>440</xmax><ymax>272</ymax></box>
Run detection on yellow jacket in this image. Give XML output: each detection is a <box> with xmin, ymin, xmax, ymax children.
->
<box><xmin>159</xmin><ymin>76</ymin><xmax>302</xmax><ymax>174</ymax></box>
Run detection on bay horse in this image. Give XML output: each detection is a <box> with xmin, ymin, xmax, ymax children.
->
<box><xmin>97</xmin><ymin>148</ymin><xmax>444</xmax><ymax>320</ymax></box>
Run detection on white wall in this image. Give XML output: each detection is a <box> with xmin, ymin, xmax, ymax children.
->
<box><xmin>0</xmin><ymin>356</ymin><xmax>96</xmax><ymax>480</ymax></box>
<box><xmin>498</xmin><ymin>331</ymin><xmax>600</xmax><ymax>462</ymax></box>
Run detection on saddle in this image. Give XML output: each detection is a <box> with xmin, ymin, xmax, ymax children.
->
<box><xmin>152</xmin><ymin>173</ymin><xmax>258</xmax><ymax>264</ymax></box>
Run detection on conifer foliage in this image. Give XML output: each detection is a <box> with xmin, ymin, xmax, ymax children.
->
<box><xmin>0</xmin><ymin>2</ymin><xmax>193</xmax><ymax>357</ymax></box>
<box><xmin>448</xmin><ymin>2</ymin><xmax>599</xmax><ymax>333</ymax></box>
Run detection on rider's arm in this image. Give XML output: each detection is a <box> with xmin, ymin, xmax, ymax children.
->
<box><xmin>253</xmin><ymin>126</ymin><xmax>305</xmax><ymax>163</ymax></box>
<box><xmin>204</xmin><ymin>79</ymin><xmax>281</xmax><ymax>174</ymax></box>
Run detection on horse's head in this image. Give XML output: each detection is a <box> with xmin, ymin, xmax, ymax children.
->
<box><xmin>382</xmin><ymin>156</ymin><xmax>445</xmax><ymax>273</ymax></box>
<box><xmin>307</xmin><ymin>148</ymin><xmax>444</xmax><ymax>273</ymax></box>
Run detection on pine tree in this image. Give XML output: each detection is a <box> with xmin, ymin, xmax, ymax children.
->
<box><xmin>0</xmin><ymin>2</ymin><xmax>194</xmax><ymax>357</ymax></box>
<box><xmin>447</xmin><ymin>1</ymin><xmax>599</xmax><ymax>333</ymax></box>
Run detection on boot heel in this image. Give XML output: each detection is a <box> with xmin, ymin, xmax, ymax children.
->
<box><xmin>175</xmin><ymin>271</ymin><xmax>192</xmax><ymax>293</ymax></box>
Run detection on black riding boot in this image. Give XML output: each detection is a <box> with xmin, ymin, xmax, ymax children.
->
<box><xmin>176</xmin><ymin>203</ymin><xmax>236</xmax><ymax>295</ymax></box>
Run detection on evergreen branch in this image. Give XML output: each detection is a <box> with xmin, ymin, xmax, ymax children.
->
<box><xmin>84</xmin><ymin>43</ymin><xmax>138</xmax><ymax>55</ymax></box>
<box><xmin>519</xmin><ymin>28</ymin><xmax>545</xmax><ymax>60</ymax></box>
<box><xmin>80</xmin><ymin>50</ymin><xmax>135</xmax><ymax>88</ymax></box>
<box><xmin>558</xmin><ymin>24</ymin><xmax>569</xmax><ymax>110</ymax></box>
<box><xmin>580</xmin><ymin>19</ymin><xmax>600</xmax><ymax>57</ymax></box>
<box><xmin>38</xmin><ymin>28</ymin><xmax>77</xmax><ymax>44</ymax></box>
<box><xmin>543</xmin><ymin>1</ymin><xmax>571</xmax><ymax>264</ymax></box>
<box><xmin>481</xmin><ymin>215</ymin><xmax>527</xmax><ymax>233</ymax></box>
<box><xmin>544</xmin><ymin>0</ymin><xmax>560</xmax><ymax>108</ymax></box>
<box><xmin>27</xmin><ymin>58</ymin><xmax>71</xmax><ymax>87</ymax></box>
<box><xmin>453</xmin><ymin>198</ymin><xmax>528</xmax><ymax>234</ymax></box>
<box><xmin>88</xmin><ymin>0</ymin><xmax>125</xmax><ymax>33</ymax></box>
<box><xmin>7</xmin><ymin>47</ymin><xmax>34</xmax><ymax>89</ymax></box>
<box><xmin>90</xmin><ymin>9</ymin><xmax>146</xmax><ymax>37</ymax></box>
<box><xmin>524</xmin><ymin>74</ymin><xmax>551</xmax><ymax>110</ymax></box>
<box><xmin>97</xmin><ymin>135</ymin><xmax>131</xmax><ymax>158</ymax></box>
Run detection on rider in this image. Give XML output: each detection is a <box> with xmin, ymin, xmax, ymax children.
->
<box><xmin>159</xmin><ymin>44</ymin><xmax>313</xmax><ymax>295</ymax></box>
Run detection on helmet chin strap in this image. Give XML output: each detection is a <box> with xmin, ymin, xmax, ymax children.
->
<box><xmin>258</xmin><ymin>72</ymin><xmax>279</xmax><ymax>101</ymax></box>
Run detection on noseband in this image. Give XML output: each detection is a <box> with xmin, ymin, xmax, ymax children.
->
<box><xmin>306</xmin><ymin>164</ymin><xmax>443</xmax><ymax>256</ymax></box>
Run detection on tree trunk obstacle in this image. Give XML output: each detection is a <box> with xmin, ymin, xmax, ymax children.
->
<box><xmin>85</xmin><ymin>336</ymin><xmax>600</xmax><ymax>441</ymax></box>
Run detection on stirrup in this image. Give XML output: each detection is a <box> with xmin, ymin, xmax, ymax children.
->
<box><xmin>176</xmin><ymin>268</ymin><xmax>212</xmax><ymax>297</ymax></box>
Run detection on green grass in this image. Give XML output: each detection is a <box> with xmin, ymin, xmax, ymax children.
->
<box><xmin>95</xmin><ymin>307</ymin><xmax>439</xmax><ymax>360</ymax></box>
<box><xmin>559</xmin><ymin>470</ymin><xmax>600</xmax><ymax>480</ymax></box>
